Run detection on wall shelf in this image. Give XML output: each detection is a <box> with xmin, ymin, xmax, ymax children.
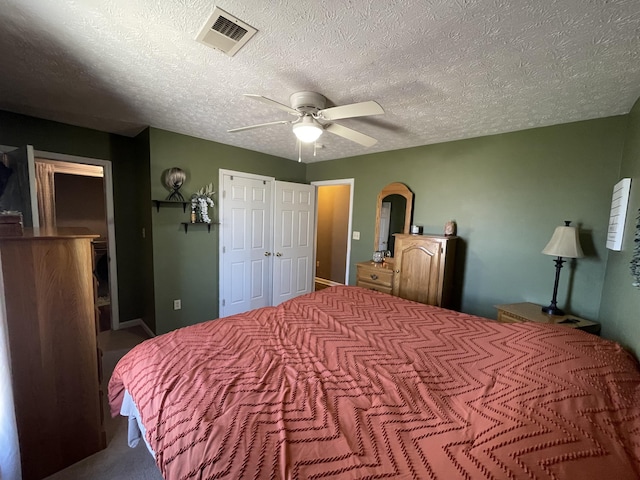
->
<box><xmin>152</xmin><ymin>200</ymin><xmax>189</xmax><ymax>212</ymax></box>
<box><xmin>180</xmin><ymin>222</ymin><xmax>218</xmax><ymax>233</ymax></box>
<box><xmin>153</xmin><ymin>201</ymin><xmax>217</xmax><ymax>233</ymax></box>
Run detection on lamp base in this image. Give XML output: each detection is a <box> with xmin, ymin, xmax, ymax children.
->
<box><xmin>541</xmin><ymin>304</ymin><xmax>565</xmax><ymax>316</ymax></box>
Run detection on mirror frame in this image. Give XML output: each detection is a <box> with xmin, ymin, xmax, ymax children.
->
<box><xmin>374</xmin><ymin>182</ymin><xmax>414</xmax><ymax>254</ymax></box>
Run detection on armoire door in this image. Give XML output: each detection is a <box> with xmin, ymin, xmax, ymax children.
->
<box><xmin>272</xmin><ymin>181</ymin><xmax>316</xmax><ymax>306</ymax></box>
<box><xmin>220</xmin><ymin>173</ymin><xmax>273</xmax><ymax>317</ymax></box>
<box><xmin>393</xmin><ymin>236</ymin><xmax>442</xmax><ymax>305</ymax></box>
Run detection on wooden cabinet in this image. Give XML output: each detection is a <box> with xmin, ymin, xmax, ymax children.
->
<box><xmin>0</xmin><ymin>228</ymin><xmax>105</xmax><ymax>480</ymax></box>
<box><xmin>356</xmin><ymin>234</ymin><xmax>457</xmax><ymax>308</ymax></box>
<box><xmin>356</xmin><ymin>261</ymin><xmax>394</xmax><ymax>294</ymax></box>
<box><xmin>392</xmin><ymin>234</ymin><xmax>457</xmax><ymax>308</ymax></box>
<box><xmin>495</xmin><ymin>302</ymin><xmax>601</xmax><ymax>334</ymax></box>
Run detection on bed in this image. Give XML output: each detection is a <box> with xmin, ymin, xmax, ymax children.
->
<box><xmin>109</xmin><ymin>286</ymin><xmax>640</xmax><ymax>479</ymax></box>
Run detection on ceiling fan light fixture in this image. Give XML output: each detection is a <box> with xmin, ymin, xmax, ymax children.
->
<box><xmin>233</xmin><ymin>92</ymin><xmax>383</xmax><ymax>150</ymax></box>
<box><xmin>292</xmin><ymin>117</ymin><xmax>323</xmax><ymax>143</ymax></box>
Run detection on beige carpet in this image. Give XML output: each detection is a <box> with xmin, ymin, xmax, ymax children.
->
<box><xmin>44</xmin><ymin>327</ymin><xmax>164</xmax><ymax>480</ymax></box>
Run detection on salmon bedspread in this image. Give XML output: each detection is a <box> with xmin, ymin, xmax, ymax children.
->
<box><xmin>109</xmin><ymin>286</ymin><xmax>640</xmax><ymax>479</ymax></box>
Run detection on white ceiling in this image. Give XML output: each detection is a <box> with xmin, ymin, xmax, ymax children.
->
<box><xmin>1</xmin><ymin>0</ymin><xmax>639</xmax><ymax>163</ymax></box>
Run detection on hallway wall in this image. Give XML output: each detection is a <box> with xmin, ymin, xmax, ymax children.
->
<box><xmin>316</xmin><ymin>184</ymin><xmax>350</xmax><ymax>283</ymax></box>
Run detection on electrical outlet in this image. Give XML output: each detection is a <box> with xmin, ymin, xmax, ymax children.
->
<box><xmin>173</xmin><ymin>299</ymin><xmax>181</xmax><ymax>310</ymax></box>
<box><xmin>352</xmin><ymin>231</ymin><xmax>360</xmax><ymax>240</ymax></box>
<box><xmin>316</xmin><ymin>261</ymin><xmax>320</xmax><ymax>268</ymax></box>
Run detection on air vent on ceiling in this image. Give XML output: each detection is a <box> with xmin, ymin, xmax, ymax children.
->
<box><xmin>196</xmin><ymin>7</ymin><xmax>257</xmax><ymax>57</ymax></box>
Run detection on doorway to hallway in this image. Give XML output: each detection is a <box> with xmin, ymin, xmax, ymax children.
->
<box><xmin>312</xmin><ymin>179</ymin><xmax>354</xmax><ymax>288</ymax></box>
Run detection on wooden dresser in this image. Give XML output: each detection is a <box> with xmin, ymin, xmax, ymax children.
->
<box><xmin>0</xmin><ymin>228</ymin><xmax>105</xmax><ymax>480</ymax></box>
<box><xmin>356</xmin><ymin>260</ymin><xmax>394</xmax><ymax>294</ymax></box>
<box><xmin>356</xmin><ymin>234</ymin><xmax>457</xmax><ymax>308</ymax></box>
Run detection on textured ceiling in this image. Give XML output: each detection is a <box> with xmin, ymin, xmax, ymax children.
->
<box><xmin>1</xmin><ymin>0</ymin><xmax>639</xmax><ymax>163</ymax></box>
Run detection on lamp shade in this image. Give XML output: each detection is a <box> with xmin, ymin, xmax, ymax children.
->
<box><xmin>292</xmin><ymin>116</ymin><xmax>323</xmax><ymax>143</ymax></box>
<box><xmin>542</xmin><ymin>223</ymin><xmax>584</xmax><ymax>258</ymax></box>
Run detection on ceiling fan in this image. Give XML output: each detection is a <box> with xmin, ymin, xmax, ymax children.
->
<box><xmin>228</xmin><ymin>91</ymin><xmax>384</xmax><ymax>148</ymax></box>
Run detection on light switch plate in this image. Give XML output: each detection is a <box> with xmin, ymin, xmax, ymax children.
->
<box><xmin>352</xmin><ymin>231</ymin><xmax>360</xmax><ymax>240</ymax></box>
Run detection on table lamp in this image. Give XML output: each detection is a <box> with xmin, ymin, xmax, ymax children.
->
<box><xmin>541</xmin><ymin>221</ymin><xmax>584</xmax><ymax>315</ymax></box>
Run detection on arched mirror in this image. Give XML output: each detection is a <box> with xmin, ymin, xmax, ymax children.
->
<box><xmin>374</xmin><ymin>182</ymin><xmax>413</xmax><ymax>257</ymax></box>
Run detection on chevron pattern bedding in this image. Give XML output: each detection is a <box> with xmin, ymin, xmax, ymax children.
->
<box><xmin>109</xmin><ymin>286</ymin><xmax>640</xmax><ymax>479</ymax></box>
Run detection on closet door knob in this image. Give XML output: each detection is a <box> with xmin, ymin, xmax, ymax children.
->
<box><xmin>276</xmin><ymin>252</ymin><xmax>283</xmax><ymax>257</ymax></box>
<box><xmin>264</xmin><ymin>252</ymin><xmax>271</xmax><ymax>256</ymax></box>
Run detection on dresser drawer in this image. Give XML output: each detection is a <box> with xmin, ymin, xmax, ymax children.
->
<box><xmin>357</xmin><ymin>280</ymin><xmax>393</xmax><ymax>295</ymax></box>
<box><xmin>356</xmin><ymin>262</ymin><xmax>393</xmax><ymax>289</ymax></box>
<box><xmin>357</xmin><ymin>270</ymin><xmax>393</xmax><ymax>287</ymax></box>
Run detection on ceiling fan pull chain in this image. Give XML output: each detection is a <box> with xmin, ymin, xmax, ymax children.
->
<box><xmin>298</xmin><ymin>140</ymin><xmax>302</xmax><ymax>163</ymax></box>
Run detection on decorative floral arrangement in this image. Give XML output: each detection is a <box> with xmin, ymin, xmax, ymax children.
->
<box><xmin>191</xmin><ymin>183</ymin><xmax>215</xmax><ymax>223</ymax></box>
<box><xmin>630</xmin><ymin>208</ymin><xmax>640</xmax><ymax>287</ymax></box>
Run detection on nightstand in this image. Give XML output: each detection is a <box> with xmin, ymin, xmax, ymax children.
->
<box><xmin>495</xmin><ymin>302</ymin><xmax>601</xmax><ymax>335</ymax></box>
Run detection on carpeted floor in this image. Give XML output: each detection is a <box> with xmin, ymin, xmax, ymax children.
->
<box><xmin>44</xmin><ymin>326</ymin><xmax>164</xmax><ymax>480</ymax></box>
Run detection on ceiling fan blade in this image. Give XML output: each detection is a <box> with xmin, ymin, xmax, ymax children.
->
<box><xmin>317</xmin><ymin>100</ymin><xmax>384</xmax><ymax>121</ymax></box>
<box><xmin>228</xmin><ymin>120</ymin><xmax>291</xmax><ymax>133</ymax></box>
<box><xmin>325</xmin><ymin>123</ymin><xmax>378</xmax><ymax>147</ymax></box>
<box><xmin>244</xmin><ymin>94</ymin><xmax>299</xmax><ymax>115</ymax></box>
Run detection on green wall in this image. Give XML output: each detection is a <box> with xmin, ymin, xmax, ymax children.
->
<box><xmin>148</xmin><ymin>128</ymin><xmax>306</xmax><ymax>334</ymax></box>
<box><xmin>131</xmin><ymin>128</ymin><xmax>156</xmax><ymax>332</ymax></box>
<box><xmin>600</xmin><ymin>98</ymin><xmax>640</xmax><ymax>357</ymax></box>
<box><xmin>0</xmin><ymin>110</ymin><xmax>147</xmax><ymax>324</ymax></box>
<box><xmin>3</xmin><ymin>107</ymin><xmax>638</xmax><ymax>354</ymax></box>
<box><xmin>306</xmin><ymin>116</ymin><xmax>627</xmax><ymax>322</ymax></box>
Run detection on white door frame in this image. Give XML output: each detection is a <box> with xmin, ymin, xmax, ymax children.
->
<box><xmin>218</xmin><ymin>169</ymin><xmax>275</xmax><ymax>317</ymax></box>
<box><xmin>34</xmin><ymin>150</ymin><xmax>120</xmax><ymax>331</ymax></box>
<box><xmin>311</xmin><ymin>178</ymin><xmax>355</xmax><ymax>285</ymax></box>
<box><xmin>26</xmin><ymin>146</ymin><xmax>39</xmax><ymax>228</ymax></box>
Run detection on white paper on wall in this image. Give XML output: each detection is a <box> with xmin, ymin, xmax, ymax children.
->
<box><xmin>606</xmin><ymin>178</ymin><xmax>632</xmax><ymax>251</ymax></box>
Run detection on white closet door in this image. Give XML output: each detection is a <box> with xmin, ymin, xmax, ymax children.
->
<box><xmin>272</xmin><ymin>181</ymin><xmax>316</xmax><ymax>306</ymax></box>
<box><xmin>220</xmin><ymin>173</ymin><xmax>272</xmax><ymax>317</ymax></box>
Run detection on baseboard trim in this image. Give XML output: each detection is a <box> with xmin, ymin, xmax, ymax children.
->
<box><xmin>116</xmin><ymin>318</ymin><xmax>156</xmax><ymax>337</ymax></box>
<box><xmin>315</xmin><ymin>277</ymin><xmax>343</xmax><ymax>287</ymax></box>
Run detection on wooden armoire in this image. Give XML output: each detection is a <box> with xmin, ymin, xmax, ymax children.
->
<box><xmin>392</xmin><ymin>234</ymin><xmax>457</xmax><ymax>307</ymax></box>
<box><xmin>0</xmin><ymin>228</ymin><xmax>105</xmax><ymax>480</ymax></box>
<box><xmin>356</xmin><ymin>234</ymin><xmax>457</xmax><ymax>308</ymax></box>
